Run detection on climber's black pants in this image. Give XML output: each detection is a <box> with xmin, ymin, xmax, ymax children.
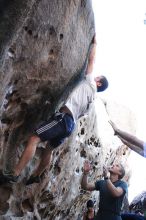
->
<box><xmin>35</xmin><ymin>112</ymin><xmax>75</xmax><ymax>148</ymax></box>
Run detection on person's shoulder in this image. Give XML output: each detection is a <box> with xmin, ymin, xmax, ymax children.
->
<box><xmin>85</xmin><ymin>74</ymin><xmax>94</xmax><ymax>82</ymax></box>
<box><xmin>119</xmin><ymin>180</ymin><xmax>127</xmax><ymax>184</ymax></box>
<box><xmin>118</xmin><ymin>180</ymin><xmax>128</xmax><ymax>186</ymax></box>
<box><xmin>118</xmin><ymin>180</ymin><xmax>128</xmax><ymax>192</ymax></box>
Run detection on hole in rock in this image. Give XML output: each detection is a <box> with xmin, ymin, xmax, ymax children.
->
<box><xmin>24</xmin><ymin>26</ymin><xmax>28</xmax><ymax>31</ymax></box>
<box><xmin>49</xmin><ymin>26</ymin><xmax>55</xmax><ymax>35</ymax></box>
<box><xmin>50</xmin><ymin>204</ymin><xmax>55</xmax><ymax>211</ymax></box>
<box><xmin>60</xmin><ymin>33</ymin><xmax>63</xmax><ymax>40</ymax></box>
<box><xmin>62</xmin><ymin>187</ymin><xmax>65</xmax><ymax>193</ymax></box>
<box><xmin>14</xmin><ymin>79</ymin><xmax>19</xmax><ymax>85</ymax></box>
<box><xmin>94</xmin><ymin>141</ymin><xmax>100</xmax><ymax>147</ymax></box>
<box><xmin>93</xmin><ymin>166</ymin><xmax>96</xmax><ymax>172</ymax></box>
<box><xmin>28</xmin><ymin>30</ymin><xmax>32</xmax><ymax>35</ymax></box>
<box><xmin>80</xmin><ymin>149</ymin><xmax>87</xmax><ymax>158</ymax></box>
<box><xmin>8</xmin><ymin>48</ymin><xmax>15</xmax><ymax>54</ymax></box>
<box><xmin>56</xmin><ymin>151</ymin><xmax>59</xmax><ymax>156</ymax></box>
<box><xmin>54</xmin><ymin>162</ymin><xmax>61</xmax><ymax>175</ymax></box>
<box><xmin>90</xmin><ymin>136</ymin><xmax>95</xmax><ymax>142</ymax></box>
<box><xmin>49</xmin><ymin>49</ymin><xmax>54</xmax><ymax>55</ymax></box>
<box><xmin>22</xmin><ymin>199</ymin><xmax>33</xmax><ymax>212</ymax></box>
<box><xmin>66</xmin><ymin>208</ymin><xmax>70</xmax><ymax>215</ymax></box>
<box><xmin>81</xmin><ymin>128</ymin><xmax>84</xmax><ymax>135</ymax></box>
<box><xmin>76</xmin><ymin>167</ymin><xmax>79</xmax><ymax>173</ymax></box>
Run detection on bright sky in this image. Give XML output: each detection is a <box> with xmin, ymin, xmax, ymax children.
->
<box><xmin>92</xmin><ymin>0</ymin><xmax>146</xmax><ymax>203</ymax></box>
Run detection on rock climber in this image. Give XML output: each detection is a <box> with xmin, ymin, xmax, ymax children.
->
<box><xmin>0</xmin><ymin>35</ymin><xmax>108</xmax><ymax>185</ymax></box>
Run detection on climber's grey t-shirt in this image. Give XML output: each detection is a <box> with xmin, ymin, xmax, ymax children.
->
<box><xmin>65</xmin><ymin>74</ymin><xmax>96</xmax><ymax>121</ymax></box>
<box><xmin>95</xmin><ymin>179</ymin><xmax>128</xmax><ymax>215</ymax></box>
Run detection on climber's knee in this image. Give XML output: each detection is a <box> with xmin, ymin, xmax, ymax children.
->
<box><xmin>28</xmin><ymin>135</ymin><xmax>41</xmax><ymax>145</ymax></box>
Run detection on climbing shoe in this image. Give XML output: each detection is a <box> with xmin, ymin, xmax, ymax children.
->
<box><xmin>0</xmin><ymin>172</ymin><xmax>19</xmax><ymax>184</ymax></box>
<box><xmin>26</xmin><ymin>175</ymin><xmax>41</xmax><ymax>185</ymax></box>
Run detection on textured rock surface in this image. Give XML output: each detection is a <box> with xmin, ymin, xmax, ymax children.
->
<box><xmin>130</xmin><ymin>191</ymin><xmax>146</xmax><ymax>212</ymax></box>
<box><xmin>0</xmin><ymin>0</ymin><xmax>136</xmax><ymax>219</ymax></box>
<box><xmin>0</xmin><ymin>0</ymin><xmax>94</xmax><ymax>175</ymax></box>
<box><xmin>0</xmin><ymin>96</ymin><xmax>135</xmax><ymax>219</ymax></box>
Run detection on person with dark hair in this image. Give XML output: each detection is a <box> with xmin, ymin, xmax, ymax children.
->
<box><xmin>81</xmin><ymin>160</ymin><xmax>128</xmax><ymax>220</ymax></box>
<box><xmin>109</xmin><ymin>121</ymin><xmax>146</xmax><ymax>158</ymax></box>
<box><xmin>97</xmin><ymin>75</ymin><xmax>109</xmax><ymax>92</ymax></box>
<box><xmin>0</xmin><ymin>35</ymin><xmax>109</xmax><ymax>186</ymax></box>
<box><xmin>83</xmin><ymin>199</ymin><xmax>95</xmax><ymax>220</ymax></box>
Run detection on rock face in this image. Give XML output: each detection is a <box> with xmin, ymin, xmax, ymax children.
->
<box><xmin>0</xmin><ymin>0</ymin><xmax>94</xmax><ymax>181</ymax></box>
<box><xmin>0</xmin><ymin>1</ymin><xmax>135</xmax><ymax>219</ymax></box>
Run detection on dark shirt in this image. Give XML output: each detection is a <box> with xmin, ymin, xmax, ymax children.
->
<box><xmin>121</xmin><ymin>213</ymin><xmax>145</xmax><ymax>220</ymax></box>
<box><xmin>95</xmin><ymin>179</ymin><xmax>128</xmax><ymax>220</ymax></box>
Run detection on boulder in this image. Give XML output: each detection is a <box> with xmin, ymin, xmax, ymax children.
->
<box><xmin>0</xmin><ymin>0</ymin><xmax>136</xmax><ymax>219</ymax></box>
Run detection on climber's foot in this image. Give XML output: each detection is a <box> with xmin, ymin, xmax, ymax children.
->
<box><xmin>0</xmin><ymin>172</ymin><xmax>19</xmax><ymax>185</ymax></box>
<box><xmin>26</xmin><ymin>175</ymin><xmax>41</xmax><ymax>185</ymax></box>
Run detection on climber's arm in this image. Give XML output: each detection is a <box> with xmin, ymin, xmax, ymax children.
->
<box><xmin>120</xmin><ymin>137</ymin><xmax>144</xmax><ymax>157</ymax></box>
<box><xmin>109</xmin><ymin>121</ymin><xmax>144</xmax><ymax>150</ymax></box>
<box><xmin>81</xmin><ymin>160</ymin><xmax>95</xmax><ymax>191</ymax></box>
<box><xmin>116</xmin><ymin>130</ymin><xmax>144</xmax><ymax>150</ymax></box>
<box><xmin>83</xmin><ymin>212</ymin><xmax>86</xmax><ymax>220</ymax></box>
<box><xmin>86</xmin><ymin>34</ymin><xmax>97</xmax><ymax>75</ymax></box>
<box><xmin>81</xmin><ymin>173</ymin><xmax>95</xmax><ymax>191</ymax></box>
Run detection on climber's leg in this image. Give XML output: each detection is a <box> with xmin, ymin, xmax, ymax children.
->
<box><xmin>33</xmin><ymin>146</ymin><xmax>53</xmax><ymax>176</ymax></box>
<box><xmin>25</xmin><ymin>135</ymin><xmax>66</xmax><ymax>185</ymax></box>
<box><xmin>0</xmin><ymin>135</ymin><xmax>40</xmax><ymax>184</ymax></box>
<box><xmin>14</xmin><ymin>135</ymin><xmax>41</xmax><ymax>176</ymax></box>
<box><xmin>26</xmin><ymin>113</ymin><xmax>75</xmax><ymax>185</ymax></box>
<box><xmin>0</xmin><ymin>112</ymin><xmax>74</xmax><ymax>185</ymax></box>
<box><xmin>26</xmin><ymin>146</ymin><xmax>54</xmax><ymax>185</ymax></box>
